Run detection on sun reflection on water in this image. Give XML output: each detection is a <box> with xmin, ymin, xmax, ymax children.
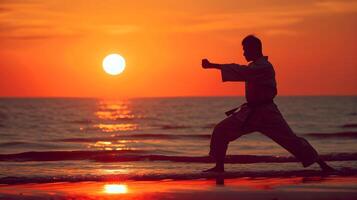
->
<box><xmin>87</xmin><ymin>100</ymin><xmax>142</xmax><ymax>150</ymax></box>
<box><xmin>104</xmin><ymin>184</ymin><xmax>128</xmax><ymax>194</ymax></box>
<box><xmin>88</xmin><ymin>139</ymin><xmax>139</xmax><ymax>151</ymax></box>
<box><xmin>96</xmin><ymin>111</ymin><xmax>135</xmax><ymax>120</ymax></box>
<box><xmin>92</xmin><ymin>100</ymin><xmax>140</xmax><ymax>133</ymax></box>
<box><xmin>95</xmin><ymin>100</ymin><xmax>138</xmax><ymax>120</ymax></box>
<box><xmin>94</xmin><ymin>123</ymin><xmax>138</xmax><ymax>132</ymax></box>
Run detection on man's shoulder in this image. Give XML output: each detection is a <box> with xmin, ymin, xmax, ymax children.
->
<box><xmin>252</xmin><ymin>58</ymin><xmax>274</xmax><ymax>69</ymax></box>
<box><xmin>255</xmin><ymin>56</ymin><xmax>271</xmax><ymax>64</ymax></box>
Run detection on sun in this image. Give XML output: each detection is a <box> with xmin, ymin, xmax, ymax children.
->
<box><xmin>102</xmin><ymin>53</ymin><xmax>126</xmax><ymax>75</ymax></box>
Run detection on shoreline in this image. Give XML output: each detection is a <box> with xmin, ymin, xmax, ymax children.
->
<box><xmin>1</xmin><ymin>168</ymin><xmax>357</xmax><ymax>185</ymax></box>
<box><xmin>1</xmin><ymin>176</ymin><xmax>357</xmax><ymax>200</ymax></box>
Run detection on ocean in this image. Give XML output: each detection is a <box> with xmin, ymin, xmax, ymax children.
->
<box><xmin>0</xmin><ymin>96</ymin><xmax>356</xmax><ymax>184</ymax></box>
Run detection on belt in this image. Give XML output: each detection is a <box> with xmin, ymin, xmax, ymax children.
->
<box><xmin>225</xmin><ymin>100</ymin><xmax>274</xmax><ymax>116</ymax></box>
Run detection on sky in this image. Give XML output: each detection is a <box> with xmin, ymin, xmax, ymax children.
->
<box><xmin>0</xmin><ymin>0</ymin><xmax>356</xmax><ymax>98</ymax></box>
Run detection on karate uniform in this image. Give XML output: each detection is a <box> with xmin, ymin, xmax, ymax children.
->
<box><xmin>209</xmin><ymin>56</ymin><xmax>318</xmax><ymax>167</ymax></box>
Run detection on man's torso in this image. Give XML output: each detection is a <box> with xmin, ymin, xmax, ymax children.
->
<box><xmin>245</xmin><ymin>56</ymin><xmax>277</xmax><ymax>105</ymax></box>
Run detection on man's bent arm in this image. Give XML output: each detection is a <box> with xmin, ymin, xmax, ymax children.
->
<box><xmin>220</xmin><ymin>63</ymin><xmax>271</xmax><ymax>82</ymax></box>
<box><xmin>219</xmin><ymin>63</ymin><xmax>249</xmax><ymax>82</ymax></box>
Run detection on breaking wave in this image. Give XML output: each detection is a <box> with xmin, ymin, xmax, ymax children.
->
<box><xmin>1</xmin><ymin>151</ymin><xmax>356</xmax><ymax>163</ymax></box>
<box><xmin>305</xmin><ymin>132</ymin><xmax>357</xmax><ymax>139</ymax></box>
<box><xmin>1</xmin><ymin>168</ymin><xmax>356</xmax><ymax>184</ymax></box>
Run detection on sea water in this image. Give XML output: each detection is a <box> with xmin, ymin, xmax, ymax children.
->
<box><xmin>0</xmin><ymin>96</ymin><xmax>356</xmax><ymax>183</ymax></box>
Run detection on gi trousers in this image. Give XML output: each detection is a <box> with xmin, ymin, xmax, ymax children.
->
<box><xmin>209</xmin><ymin>103</ymin><xmax>318</xmax><ymax>167</ymax></box>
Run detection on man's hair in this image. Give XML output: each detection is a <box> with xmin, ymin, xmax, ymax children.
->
<box><xmin>242</xmin><ymin>35</ymin><xmax>262</xmax><ymax>52</ymax></box>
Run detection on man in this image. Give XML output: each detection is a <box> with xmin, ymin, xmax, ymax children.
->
<box><xmin>201</xmin><ymin>35</ymin><xmax>334</xmax><ymax>172</ymax></box>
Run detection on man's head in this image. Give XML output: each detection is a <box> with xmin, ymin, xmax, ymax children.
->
<box><xmin>242</xmin><ymin>35</ymin><xmax>263</xmax><ymax>62</ymax></box>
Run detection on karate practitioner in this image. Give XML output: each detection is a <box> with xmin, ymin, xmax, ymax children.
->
<box><xmin>201</xmin><ymin>35</ymin><xmax>334</xmax><ymax>173</ymax></box>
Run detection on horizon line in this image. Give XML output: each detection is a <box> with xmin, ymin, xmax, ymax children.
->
<box><xmin>0</xmin><ymin>94</ymin><xmax>356</xmax><ymax>99</ymax></box>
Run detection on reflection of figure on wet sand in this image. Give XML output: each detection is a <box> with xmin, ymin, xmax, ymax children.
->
<box><xmin>201</xmin><ymin>35</ymin><xmax>335</xmax><ymax>173</ymax></box>
<box><xmin>215</xmin><ymin>175</ymin><xmax>225</xmax><ymax>185</ymax></box>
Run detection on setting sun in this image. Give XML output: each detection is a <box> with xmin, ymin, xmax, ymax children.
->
<box><xmin>102</xmin><ymin>54</ymin><xmax>126</xmax><ymax>76</ymax></box>
<box><xmin>104</xmin><ymin>184</ymin><xmax>128</xmax><ymax>194</ymax></box>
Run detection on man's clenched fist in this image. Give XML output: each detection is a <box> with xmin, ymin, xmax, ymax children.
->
<box><xmin>202</xmin><ymin>59</ymin><xmax>211</xmax><ymax>69</ymax></box>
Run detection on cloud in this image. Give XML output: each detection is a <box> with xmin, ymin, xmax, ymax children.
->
<box><xmin>96</xmin><ymin>24</ymin><xmax>141</xmax><ymax>35</ymax></box>
<box><xmin>315</xmin><ymin>0</ymin><xmax>357</xmax><ymax>13</ymax></box>
<box><xmin>170</xmin><ymin>12</ymin><xmax>303</xmax><ymax>32</ymax></box>
<box><xmin>264</xmin><ymin>29</ymin><xmax>298</xmax><ymax>36</ymax></box>
<box><xmin>169</xmin><ymin>0</ymin><xmax>357</xmax><ymax>34</ymax></box>
<box><xmin>1</xmin><ymin>0</ymin><xmax>357</xmax><ymax>39</ymax></box>
<box><xmin>4</xmin><ymin>35</ymin><xmax>54</xmax><ymax>40</ymax></box>
<box><xmin>0</xmin><ymin>20</ymin><xmax>84</xmax><ymax>40</ymax></box>
<box><xmin>0</xmin><ymin>0</ymin><xmax>140</xmax><ymax>40</ymax></box>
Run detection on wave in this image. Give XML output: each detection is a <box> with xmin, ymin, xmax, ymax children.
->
<box><xmin>155</xmin><ymin>124</ymin><xmax>216</xmax><ymax>129</ymax></box>
<box><xmin>160</xmin><ymin>124</ymin><xmax>216</xmax><ymax>129</ymax></box>
<box><xmin>67</xmin><ymin>117</ymin><xmax>141</xmax><ymax>124</ymax></box>
<box><xmin>202</xmin><ymin>123</ymin><xmax>216</xmax><ymax>128</ymax></box>
<box><xmin>0</xmin><ymin>141</ymin><xmax>66</xmax><ymax>149</ymax></box>
<box><xmin>305</xmin><ymin>132</ymin><xmax>357</xmax><ymax>139</ymax></box>
<box><xmin>51</xmin><ymin>134</ymin><xmax>211</xmax><ymax>143</ymax></box>
<box><xmin>53</xmin><ymin>131</ymin><xmax>357</xmax><ymax>143</ymax></box>
<box><xmin>160</xmin><ymin>125</ymin><xmax>191</xmax><ymax>129</ymax></box>
<box><xmin>68</xmin><ymin>119</ymin><xmax>93</xmax><ymax>124</ymax></box>
<box><xmin>1</xmin><ymin>151</ymin><xmax>356</xmax><ymax>163</ymax></box>
<box><xmin>341</xmin><ymin>123</ymin><xmax>357</xmax><ymax>128</ymax></box>
<box><xmin>0</xmin><ymin>141</ymin><xmax>29</xmax><ymax>147</ymax></box>
<box><xmin>1</xmin><ymin>168</ymin><xmax>356</xmax><ymax>184</ymax></box>
<box><xmin>72</xmin><ymin>122</ymin><xmax>216</xmax><ymax>130</ymax></box>
<box><xmin>94</xmin><ymin>153</ymin><xmax>357</xmax><ymax>163</ymax></box>
<box><xmin>0</xmin><ymin>150</ymin><xmax>148</xmax><ymax>162</ymax></box>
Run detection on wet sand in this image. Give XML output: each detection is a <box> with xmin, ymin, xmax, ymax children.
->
<box><xmin>0</xmin><ymin>176</ymin><xmax>356</xmax><ymax>200</ymax></box>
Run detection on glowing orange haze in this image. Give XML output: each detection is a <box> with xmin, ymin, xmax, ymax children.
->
<box><xmin>0</xmin><ymin>0</ymin><xmax>356</xmax><ymax>98</ymax></box>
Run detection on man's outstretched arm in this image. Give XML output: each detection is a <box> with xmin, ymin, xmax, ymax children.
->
<box><xmin>202</xmin><ymin>59</ymin><xmax>240</xmax><ymax>70</ymax></box>
<box><xmin>201</xmin><ymin>58</ymin><xmax>270</xmax><ymax>82</ymax></box>
<box><xmin>202</xmin><ymin>58</ymin><xmax>248</xmax><ymax>82</ymax></box>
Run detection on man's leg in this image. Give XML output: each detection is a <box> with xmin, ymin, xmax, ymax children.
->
<box><xmin>259</xmin><ymin>105</ymin><xmax>334</xmax><ymax>171</ymax></box>
<box><xmin>204</xmin><ymin>114</ymin><xmax>251</xmax><ymax>172</ymax></box>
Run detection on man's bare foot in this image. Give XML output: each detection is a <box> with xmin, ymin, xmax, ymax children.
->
<box><xmin>202</xmin><ymin>166</ymin><xmax>224</xmax><ymax>173</ymax></box>
<box><xmin>321</xmin><ymin>164</ymin><xmax>336</xmax><ymax>173</ymax></box>
<box><xmin>317</xmin><ymin>159</ymin><xmax>336</xmax><ymax>172</ymax></box>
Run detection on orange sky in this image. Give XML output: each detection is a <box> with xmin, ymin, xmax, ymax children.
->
<box><xmin>0</xmin><ymin>0</ymin><xmax>356</xmax><ymax>98</ymax></box>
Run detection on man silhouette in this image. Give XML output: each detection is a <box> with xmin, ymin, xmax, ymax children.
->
<box><xmin>201</xmin><ymin>35</ymin><xmax>334</xmax><ymax>172</ymax></box>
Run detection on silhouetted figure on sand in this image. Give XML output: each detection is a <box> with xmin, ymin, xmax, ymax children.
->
<box><xmin>201</xmin><ymin>35</ymin><xmax>334</xmax><ymax>173</ymax></box>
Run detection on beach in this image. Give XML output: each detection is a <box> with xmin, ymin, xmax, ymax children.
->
<box><xmin>0</xmin><ymin>97</ymin><xmax>357</xmax><ymax>199</ymax></box>
<box><xmin>1</xmin><ymin>176</ymin><xmax>357</xmax><ymax>200</ymax></box>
